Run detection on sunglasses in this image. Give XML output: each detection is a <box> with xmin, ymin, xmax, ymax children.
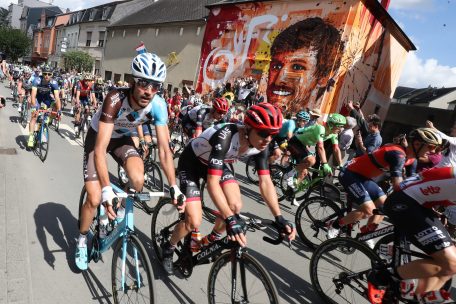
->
<box><xmin>43</xmin><ymin>72</ymin><xmax>52</xmax><ymax>76</ymax></box>
<box><xmin>134</xmin><ymin>78</ymin><xmax>161</xmax><ymax>90</ymax></box>
<box><xmin>216</xmin><ymin>110</ymin><xmax>227</xmax><ymax>115</ymax></box>
<box><xmin>256</xmin><ymin>129</ymin><xmax>278</xmax><ymax>139</ymax></box>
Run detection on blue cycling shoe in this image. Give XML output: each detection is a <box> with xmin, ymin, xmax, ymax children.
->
<box><xmin>75</xmin><ymin>238</ymin><xmax>88</xmax><ymax>271</ymax></box>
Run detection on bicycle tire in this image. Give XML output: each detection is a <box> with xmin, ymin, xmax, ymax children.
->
<box><xmin>20</xmin><ymin>103</ymin><xmax>28</xmax><ymax>128</ymax></box>
<box><xmin>200</xmin><ymin>180</ymin><xmax>217</xmax><ymax>223</ymax></box>
<box><xmin>150</xmin><ymin>198</ymin><xmax>178</xmax><ymax>261</ymax></box>
<box><xmin>295</xmin><ymin>196</ymin><xmax>341</xmax><ymax>249</ymax></box>
<box><xmin>81</xmin><ymin>118</ymin><xmax>87</xmax><ymax>145</ymax></box>
<box><xmin>144</xmin><ymin>161</ymin><xmax>164</xmax><ymax>192</ymax></box>
<box><xmin>245</xmin><ymin>156</ymin><xmax>259</xmax><ymax>184</ymax></box>
<box><xmin>207</xmin><ymin>251</ymin><xmax>279</xmax><ymax>304</ymax></box>
<box><xmin>310</xmin><ymin>237</ymin><xmax>381</xmax><ymax>304</ymax></box>
<box><xmin>39</xmin><ymin>123</ymin><xmax>50</xmax><ymax>162</ymax></box>
<box><xmin>111</xmin><ymin>234</ymin><xmax>155</xmax><ymax>304</ymax></box>
<box><xmin>296</xmin><ymin>181</ymin><xmax>342</xmax><ymax>203</ymax></box>
<box><xmin>268</xmin><ymin>164</ymin><xmax>288</xmax><ymax>202</ymax></box>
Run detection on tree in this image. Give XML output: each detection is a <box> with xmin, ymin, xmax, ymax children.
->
<box><xmin>0</xmin><ymin>26</ymin><xmax>32</xmax><ymax>61</ymax></box>
<box><xmin>62</xmin><ymin>50</ymin><xmax>94</xmax><ymax>72</ymax></box>
<box><xmin>0</xmin><ymin>8</ymin><xmax>9</xmax><ymax>27</ymax></box>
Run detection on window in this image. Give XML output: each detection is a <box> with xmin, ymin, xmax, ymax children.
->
<box><xmin>86</xmin><ymin>31</ymin><xmax>92</xmax><ymax>47</ymax></box>
<box><xmin>124</xmin><ymin>73</ymin><xmax>133</xmax><ymax>84</ymax></box>
<box><xmin>98</xmin><ymin>31</ymin><xmax>105</xmax><ymax>47</ymax></box>
<box><xmin>89</xmin><ymin>9</ymin><xmax>97</xmax><ymax>21</ymax></box>
<box><xmin>102</xmin><ymin>7</ymin><xmax>111</xmax><ymax>20</ymax></box>
<box><xmin>114</xmin><ymin>73</ymin><xmax>121</xmax><ymax>83</ymax></box>
<box><xmin>105</xmin><ymin>70</ymin><xmax>112</xmax><ymax>80</ymax></box>
<box><xmin>77</xmin><ymin>11</ymin><xmax>82</xmax><ymax>22</ymax></box>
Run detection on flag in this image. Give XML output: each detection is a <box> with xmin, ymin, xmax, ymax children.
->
<box><xmin>135</xmin><ymin>41</ymin><xmax>146</xmax><ymax>54</ymax></box>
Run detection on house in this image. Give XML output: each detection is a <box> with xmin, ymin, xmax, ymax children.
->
<box><xmin>102</xmin><ymin>0</ymin><xmax>220</xmax><ymax>92</ymax></box>
<box><xmin>20</xmin><ymin>5</ymin><xmax>63</xmax><ymax>37</ymax></box>
<box><xmin>393</xmin><ymin>86</ymin><xmax>456</xmax><ymax>110</ymax></box>
<box><xmin>47</xmin><ymin>13</ymin><xmax>71</xmax><ymax>68</ymax></box>
<box><xmin>8</xmin><ymin>0</ymin><xmax>53</xmax><ymax>29</ymax></box>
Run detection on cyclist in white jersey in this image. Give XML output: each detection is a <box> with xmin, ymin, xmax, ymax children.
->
<box><xmin>75</xmin><ymin>52</ymin><xmax>184</xmax><ymax>271</ymax></box>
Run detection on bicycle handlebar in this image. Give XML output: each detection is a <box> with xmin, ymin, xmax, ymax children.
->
<box><xmin>259</xmin><ymin>219</ymin><xmax>287</xmax><ymax>246</ymax></box>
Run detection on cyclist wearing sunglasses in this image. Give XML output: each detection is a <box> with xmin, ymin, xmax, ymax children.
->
<box><xmin>76</xmin><ymin>52</ymin><xmax>183</xmax><ymax>270</ymax></box>
<box><xmin>182</xmin><ymin>97</ymin><xmax>229</xmax><ymax>138</ymax></box>
<box><xmin>328</xmin><ymin>128</ymin><xmax>442</xmax><ymax>245</ymax></box>
<box><xmin>74</xmin><ymin>73</ymin><xmax>96</xmax><ymax>135</ymax></box>
<box><xmin>161</xmin><ymin>102</ymin><xmax>296</xmax><ymax>275</ymax></box>
<box><xmin>27</xmin><ymin>65</ymin><xmax>61</xmax><ymax>148</ymax></box>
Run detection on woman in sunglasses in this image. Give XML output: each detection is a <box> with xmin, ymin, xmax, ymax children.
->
<box><xmin>75</xmin><ymin>52</ymin><xmax>184</xmax><ymax>271</ymax></box>
<box><xmin>161</xmin><ymin>102</ymin><xmax>296</xmax><ymax>275</ymax></box>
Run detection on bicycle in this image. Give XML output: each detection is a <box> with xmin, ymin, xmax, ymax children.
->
<box><xmin>11</xmin><ymin>81</ymin><xmax>19</xmax><ymax>103</ymax></box>
<box><xmin>151</xmin><ymin>199</ymin><xmax>284</xmax><ymax>303</ymax></box>
<box><xmin>19</xmin><ymin>95</ymin><xmax>29</xmax><ymax>128</ymax></box>
<box><xmin>117</xmin><ymin>142</ymin><xmax>163</xmax><ymax>193</ymax></box>
<box><xmin>31</xmin><ymin>108</ymin><xmax>58</xmax><ymax>162</ymax></box>
<box><xmin>77</xmin><ymin>183</ymin><xmax>163</xmax><ymax>303</ymax></box>
<box><xmin>309</xmin><ymin>209</ymin><xmax>453</xmax><ymax>304</ymax></box>
<box><xmin>77</xmin><ymin>105</ymin><xmax>95</xmax><ymax>144</ymax></box>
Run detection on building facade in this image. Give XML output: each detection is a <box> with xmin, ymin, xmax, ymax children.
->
<box><xmin>8</xmin><ymin>0</ymin><xmax>53</xmax><ymax>29</ymax></box>
<box><xmin>102</xmin><ymin>0</ymin><xmax>219</xmax><ymax>91</ymax></box>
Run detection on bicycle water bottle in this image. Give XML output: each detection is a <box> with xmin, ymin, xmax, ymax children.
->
<box><xmin>99</xmin><ymin>205</ymin><xmax>110</xmax><ymax>239</ymax></box>
<box><xmin>190</xmin><ymin>230</ymin><xmax>202</xmax><ymax>252</ymax></box>
<box><xmin>116</xmin><ymin>199</ymin><xmax>125</xmax><ymax>222</ymax></box>
<box><xmin>285</xmin><ymin>169</ymin><xmax>297</xmax><ymax>189</ymax></box>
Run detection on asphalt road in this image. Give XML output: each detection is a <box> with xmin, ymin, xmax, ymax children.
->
<box><xmin>0</xmin><ymin>83</ymin><xmax>323</xmax><ymax>304</ymax></box>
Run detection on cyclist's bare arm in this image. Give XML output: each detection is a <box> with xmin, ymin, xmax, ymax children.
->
<box><xmin>30</xmin><ymin>87</ymin><xmax>37</xmax><ymax>107</ymax></box>
<box><xmin>316</xmin><ymin>141</ymin><xmax>328</xmax><ymax>163</ymax></box>
<box><xmin>155</xmin><ymin>125</ymin><xmax>177</xmax><ymax>186</ymax></box>
<box><xmin>333</xmin><ymin>144</ymin><xmax>343</xmax><ymax>166</ymax></box>
<box><xmin>258</xmin><ymin>174</ymin><xmax>281</xmax><ymax>217</ymax></box>
<box><xmin>52</xmin><ymin>90</ymin><xmax>61</xmax><ymax>111</ymax></box>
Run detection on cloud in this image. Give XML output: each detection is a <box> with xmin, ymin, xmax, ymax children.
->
<box><xmin>398</xmin><ymin>52</ymin><xmax>456</xmax><ymax>88</ymax></box>
<box><xmin>389</xmin><ymin>0</ymin><xmax>435</xmax><ymax>10</ymax></box>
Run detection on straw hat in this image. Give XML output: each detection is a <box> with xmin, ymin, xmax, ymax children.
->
<box><xmin>309</xmin><ymin>108</ymin><xmax>322</xmax><ymax>117</ymax></box>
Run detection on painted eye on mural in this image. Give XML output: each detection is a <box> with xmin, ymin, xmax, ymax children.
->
<box><xmin>292</xmin><ymin>63</ymin><xmax>305</xmax><ymax>71</ymax></box>
<box><xmin>271</xmin><ymin>62</ymin><xmax>283</xmax><ymax>70</ymax></box>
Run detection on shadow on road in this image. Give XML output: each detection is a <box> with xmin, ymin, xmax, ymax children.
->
<box><xmin>81</xmin><ymin>268</ymin><xmax>113</xmax><ymax>304</ymax></box>
<box><xmin>15</xmin><ymin>135</ymin><xmax>27</xmax><ymax>150</ymax></box>
<box><xmin>33</xmin><ymin>202</ymin><xmax>80</xmax><ymax>273</ymax></box>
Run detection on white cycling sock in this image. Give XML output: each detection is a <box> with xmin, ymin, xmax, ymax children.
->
<box><xmin>78</xmin><ymin>233</ymin><xmax>87</xmax><ymax>247</ymax></box>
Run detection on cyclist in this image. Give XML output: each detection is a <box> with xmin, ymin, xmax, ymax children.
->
<box><xmin>93</xmin><ymin>77</ymin><xmax>105</xmax><ymax>105</ymax></box>
<box><xmin>327</xmin><ymin>129</ymin><xmax>442</xmax><ymax>245</ymax></box>
<box><xmin>75</xmin><ymin>52</ymin><xmax>183</xmax><ymax>271</ymax></box>
<box><xmin>11</xmin><ymin>66</ymin><xmax>22</xmax><ymax>103</ymax></box>
<box><xmin>74</xmin><ymin>73</ymin><xmax>96</xmax><ymax>135</ymax></box>
<box><xmin>270</xmin><ymin>110</ymin><xmax>310</xmax><ymax>164</ymax></box>
<box><xmin>18</xmin><ymin>67</ymin><xmax>33</xmax><ymax>113</ymax></box>
<box><xmin>27</xmin><ymin>65</ymin><xmax>61</xmax><ymax>148</ymax></box>
<box><xmin>286</xmin><ymin>113</ymin><xmax>346</xmax><ymax>185</ymax></box>
<box><xmin>182</xmin><ymin>97</ymin><xmax>230</xmax><ymax>138</ymax></box>
<box><xmin>161</xmin><ymin>102</ymin><xmax>296</xmax><ymax>275</ymax></box>
<box><xmin>371</xmin><ymin>164</ymin><xmax>456</xmax><ymax>303</ymax></box>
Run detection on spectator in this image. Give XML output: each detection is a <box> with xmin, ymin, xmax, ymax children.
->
<box><xmin>306</xmin><ymin>108</ymin><xmax>321</xmax><ymax>126</ymax></box>
<box><xmin>339</xmin><ymin>116</ymin><xmax>357</xmax><ymax>161</ymax></box>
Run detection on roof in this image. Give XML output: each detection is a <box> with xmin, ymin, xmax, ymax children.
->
<box><xmin>67</xmin><ymin>1</ymin><xmax>128</xmax><ymax>25</ymax></box>
<box><xmin>393</xmin><ymin>86</ymin><xmax>420</xmax><ymax>99</ymax></box>
<box><xmin>407</xmin><ymin>87</ymin><xmax>456</xmax><ymax>105</ymax></box>
<box><xmin>111</xmin><ymin>0</ymin><xmax>221</xmax><ymax>27</ymax></box>
<box><xmin>22</xmin><ymin>6</ymin><xmax>63</xmax><ymax>31</ymax></box>
<box><xmin>207</xmin><ymin>0</ymin><xmax>416</xmax><ymax>51</ymax></box>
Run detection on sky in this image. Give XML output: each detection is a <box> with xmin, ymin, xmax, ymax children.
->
<box><xmin>1</xmin><ymin>0</ymin><xmax>454</xmax><ymax>88</ymax></box>
<box><xmin>388</xmin><ymin>0</ymin><xmax>456</xmax><ymax>88</ymax></box>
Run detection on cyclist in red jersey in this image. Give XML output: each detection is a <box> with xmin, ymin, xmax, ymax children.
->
<box><xmin>328</xmin><ymin>128</ymin><xmax>443</xmax><ymax>245</ymax></box>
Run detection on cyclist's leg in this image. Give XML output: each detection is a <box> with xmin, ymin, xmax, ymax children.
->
<box><xmin>112</xmin><ymin>140</ymin><xmax>143</xmax><ymax>191</ymax></box>
<box><xmin>27</xmin><ymin>102</ymin><xmax>40</xmax><ymax>147</ymax></box>
<box><xmin>384</xmin><ymin>193</ymin><xmax>456</xmax><ymax>294</ymax></box>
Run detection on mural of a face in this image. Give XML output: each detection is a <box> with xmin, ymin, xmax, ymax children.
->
<box><xmin>267</xmin><ymin>47</ymin><xmax>319</xmax><ymax>108</ymax></box>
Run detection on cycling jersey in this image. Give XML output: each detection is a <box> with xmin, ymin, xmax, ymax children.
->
<box><xmin>345</xmin><ymin>144</ymin><xmax>406</xmax><ymax>179</ymax></box>
<box><xmin>32</xmin><ymin>76</ymin><xmax>59</xmax><ymax>106</ymax></box>
<box><xmin>277</xmin><ymin>119</ymin><xmax>296</xmax><ymax>139</ymax></box>
<box><xmin>77</xmin><ymin>80</ymin><xmax>92</xmax><ymax>99</ymax></box>
<box><xmin>191</xmin><ymin>123</ymin><xmax>269</xmax><ymax>175</ymax></box>
<box><xmin>90</xmin><ymin>89</ymin><xmax>168</xmax><ymax>138</ymax></box>
<box><xmin>187</xmin><ymin>105</ymin><xmax>213</xmax><ymax>131</ymax></box>
<box><xmin>293</xmin><ymin>124</ymin><xmax>338</xmax><ymax>147</ymax></box>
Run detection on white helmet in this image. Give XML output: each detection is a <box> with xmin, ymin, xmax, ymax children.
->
<box><xmin>131</xmin><ymin>52</ymin><xmax>166</xmax><ymax>83</ymax></box>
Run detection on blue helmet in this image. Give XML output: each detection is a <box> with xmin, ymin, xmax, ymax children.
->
<box><xmin>296</xmin><ymin>111</ymin><xmax>310</xmax><ymax>121</ymax></box>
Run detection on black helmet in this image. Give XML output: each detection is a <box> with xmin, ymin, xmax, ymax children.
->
<box><xmin>42</xmin><ymin>65</ymin><xmax>52</xmax><ymax>73</ymax></box>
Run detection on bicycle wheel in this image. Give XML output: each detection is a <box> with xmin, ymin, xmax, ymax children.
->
<box><xmin>200</xmin><ymin>180</ymin><xmax>217</xmax><ymax>223</ymax></box>
<box><xmin>268</xmin><ymin>164</ymin><xmax>288</xmax><ymax>202</ymax></box>
<box><xmin>20</xmin><ymin>103</ymin><xmax>28</xmax><ymax>128</ymax></box>
<box><xmin>151</xmin><ymin>198</ymin><xmax>179</xmax><ymax>261</ymax></box>
<box><xmin>297</xmin><ymin>181</ymin><xmax>342</xmax><ymax>203</ymax></box>
<box><xmin>310</xmin><ymin>237</ymin><xmax>381</xmax><ymax>304</ymax></box>
<box><xmin>208</xmin><ymin>250</ymin><xmax>279</xmax><ymax>304</ymax></box>
<box><xmin>144</xmin><ymin>161</ymin><xmax>163</xmax><ymax>192</ymax></box>
<box><xmin>295</xmin><ymin>196</ymin><xmax>341</xmax><ymax>250</ymax></box>
<box><xmin>39</xmin><ymin>124</ymin><xmax>50</xmax><ymax>162</ymax></box>
<box><xmin>111</xmin><ymin>234</ymin><xmax>155</xmax><ymax>304</ymax></box>
<box><xmin>81</xmin><ymin>118</ymin><xmax>88</xmax><ymax>145</ymax></box>
<box><xmin>245</xmin><ymin>156</ymin><xmax>259</xmax><ymax>184</ymax></box>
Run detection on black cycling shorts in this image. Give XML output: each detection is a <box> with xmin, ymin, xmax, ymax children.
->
<box><xmin>383</xmin><ymin>191</ymin><xmax>453</xmax><ymax>255</ymax></box>
<box><xmin>83</xmin><ymin>127</ymin><xmax>140</xmax><ymax>182</ymax></box>
<box><xmin>178</xmin><ymin>145</ymin><xmax>236</xmax><ymax>202</ymax></box>
<box><xmin>287</xmin><ymin>136</ymin><xmax>313</xmax><ymax>162</ymax></box>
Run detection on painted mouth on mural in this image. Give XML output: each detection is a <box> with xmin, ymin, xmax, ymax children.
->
<box><xmin>270</xmin><ymin>87</ymin><xmax>293</xmax><ymax>97</ymax></box>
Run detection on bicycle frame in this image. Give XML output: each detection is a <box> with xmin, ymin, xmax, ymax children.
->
<box><xmin>93</xmin><ymin>183</ymin><xmax>164</xmax><ymax>292</ymax></box>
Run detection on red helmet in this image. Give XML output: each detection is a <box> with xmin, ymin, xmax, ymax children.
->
<box><xmin>213</xmin><ymin>97</ymin><xmax>229</xmax><ymax>113</ymax></box>
<box><xmin>244</xmin><ymin>102</ymin><xmax>282</xmax><ymax>132</ymax></box>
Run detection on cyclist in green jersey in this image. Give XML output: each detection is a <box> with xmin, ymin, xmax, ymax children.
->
<box><xmin>286</xmin><ymin>113</ymin><xmax>346</xmax><ymax>183</ymax></box>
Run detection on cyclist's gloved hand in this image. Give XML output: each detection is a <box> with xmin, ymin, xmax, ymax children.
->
<box><xmin>275</xmin><ymin>215</ymin><xmax>296</xmax><ymax>240</ymax></box>
<box><xmin>101</xmin><ymin>186</ymin><xmax>117</xmax><ymax>220</ymax></box>
<box><xmin>170</xmin><ymin>185</ymin><xmax>186</xmax><ymax>212</ymax></box>
<box><xmin>322</xmin><ymin>163</ymin><xmax>333</xmax><ymax>176</ymax></box>
<box><xmin>225</xmin><ymin>215</ymin><xmax>246</xmax><ymax>247</ymax></box>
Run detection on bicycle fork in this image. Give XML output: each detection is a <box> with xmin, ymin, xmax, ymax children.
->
<box><xmin>231</xmin><ymin>248</ymin><xmax>249</xmax><ymax>303</ymax></box>
<box><xmin>120</xmin><ymin>235</ymin><xmax>142</xmax><ymax>292</ymax></box>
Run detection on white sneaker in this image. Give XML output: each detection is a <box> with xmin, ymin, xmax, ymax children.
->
<box><xmin>74</xmin><ymin>125</ymin><xmax>79</xmax><ymax>135</ymax></box>
<box><xmin>327</xmin><ymin>225</ymin><xmax>340</xmax><ymax>239</ymax></box>
<box><xmin>70</xmin><ymin>108</ymin><xmax>74</xmax><ymax>115</ymax></box>
<box><xmin>18</xmin><ymin>106</ymin><xmax>21</xmax><ymax>112</ymax></box>
<box><xmin>365</xmin><ymin>239</ymin><xmax>375</xmax><ymax>249</ymax></box>
<box><xmin>291</xmin><ymin>198</ymin><xmax>299</xmax><ymax>207</ymax></box>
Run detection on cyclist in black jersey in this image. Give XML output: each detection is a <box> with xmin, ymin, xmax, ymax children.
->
<box><xmin>161</xmin><ymin>102</ymin><xmax>296</xmax><ymax>275</ymax></box>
